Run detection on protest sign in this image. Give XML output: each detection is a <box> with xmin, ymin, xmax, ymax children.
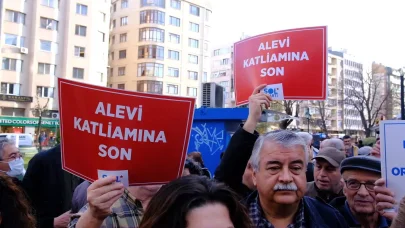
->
<box><xmin>234</xmin><ymin>26</ymin><xmax>328</xmax><ymax>105</ymax></box>
<box><xmin>58</xmin><ymin>78</ymin><xmax>195</xmax><ymax>186</ymax></box>
<box><xmin>380</xmin><ymin>120</ymin><xmax>405</xmax><ymax>209</ymax></box>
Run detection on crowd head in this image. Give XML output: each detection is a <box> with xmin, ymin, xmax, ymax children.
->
<box><xmin>140</xmin><ymin>175</ymin><xmax>252</xmax><ymax>228</ymax></box>
<box><xmin>251</xmin><ymin>130</ymin><xmax>308</xmax><ymax>205</ymax></box>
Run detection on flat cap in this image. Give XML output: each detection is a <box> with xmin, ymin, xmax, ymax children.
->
<box><xmin>340</xmin><ymin>156</ymin><xmax>381</xmax><ymax>174</ymax></box>
<box><xmin>313</xmin><ymin>147</ymin><xmax>345</xmax><ymax>168</ymax></box>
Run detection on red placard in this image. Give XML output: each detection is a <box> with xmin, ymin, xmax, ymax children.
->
<box><xmin>58</xmin><ymin>78</ymin><xmax>195</xmax><ymax>186</ymax></box>
<box><xmin>234</xmin><ymin>26</ymin><xmax>328</xmax><ymax>105</ymax></box>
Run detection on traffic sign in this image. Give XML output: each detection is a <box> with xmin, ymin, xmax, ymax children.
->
<box><xmin>58</xmin><ymin>78</ymin><xmax>195</xmax><ymax>186</ymax></box>
<box><xmin>233</xmin><ymin>26</ymin><xmax>328</xmax><ymax>105</ymax></box>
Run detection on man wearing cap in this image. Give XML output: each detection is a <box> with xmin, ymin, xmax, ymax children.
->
<box><xmin>306</xmin><ymin>147</ymin><xmax>346</xmax><ymax>203</ymax></box>
<box><xmin>330</xmin><ymin>156</ymin><xmax>396</xmax><ymax>228</ymax></box>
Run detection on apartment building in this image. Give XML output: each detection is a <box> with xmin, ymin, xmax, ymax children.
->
<box><xmin>108</xmin><ymin>0</ymin><xmax>212</xmax><ymax>107</ymax></box>
<box><xmin>0</xmin><ymin>0</ymin><xmax>110</xmax><ymax>135</ymax></box>
<box><xmin>210</xmin><ymin>45</ymin><xmax>233</xmax><ymax>107</ymax></box>
<box><xmin>373</xmin><ymin>62</ymin><xmax>404</xmax><ymax>120</ymax></box>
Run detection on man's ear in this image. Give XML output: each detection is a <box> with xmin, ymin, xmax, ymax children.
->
<box><xmin>252</xmin><ymin>168</ymin><xmax>257</xmax><ymax>187</ymax></box>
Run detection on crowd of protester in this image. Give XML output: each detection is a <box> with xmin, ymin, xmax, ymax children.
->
<box><xmin>0</xmin><ymin>84</ymin><xmax>403</xmax><ymax>227</ymax></box>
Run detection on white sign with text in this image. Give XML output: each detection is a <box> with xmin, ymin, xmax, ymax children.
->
<box><xmin>380</xmin><ymin>120</ymin><xmax>405</xmax><ymax>209</ymax></box>
<box><xmin>261</xmin><ymin>83</ymin><xmax>285</xmax><ymax>100</ymax></box>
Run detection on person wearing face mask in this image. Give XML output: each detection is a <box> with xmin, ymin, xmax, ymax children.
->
<box><xmin>0</xmin><ymin>138</ymin><xmax>25</xmax><ymax>183</ymax></box>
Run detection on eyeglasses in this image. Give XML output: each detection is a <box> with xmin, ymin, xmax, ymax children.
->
<box><xmin>344</xmin><ymin>179</ymin><xmax>375</xmax><ymax>191</ymax></box>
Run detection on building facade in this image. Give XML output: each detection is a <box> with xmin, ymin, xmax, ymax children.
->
<box><xmin>0</xmin><ymin>0</ymin><xmax>110</xmax><ymax>135</ymax></box>
<box><xmin>210</xmin><ymin>45</ymin><xmax>233</xmax><ymax>107</ymax></box>
<box><xmin>108</xmin><ymin>0</ymin><xmax>212</xmax><ymax>107</ymax></box>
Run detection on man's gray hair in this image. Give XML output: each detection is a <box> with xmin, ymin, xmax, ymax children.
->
<box><xmin>0</xmin><ymin>138</ymin><xmax>16</xmax><ymax>161</ymax></box>
<box><xmin>295</xmin><ymin>132</ymin><xmax>313</xmax><ymax>146</ymax></box>
<box><xmin>322</xmin><ymin>138</ymin><xmax>344</xmax><ymax>151</ymax></box>
<box><xmin>250</xmin><ymin>130</ymin><xmax>309</xmax><ymax>172</ymax></box>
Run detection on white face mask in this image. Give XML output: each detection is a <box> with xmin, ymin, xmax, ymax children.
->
<box><xmin>0</xmin><ymin>157</ymin><xmax>26</xmax><ymax>177</ymax></box>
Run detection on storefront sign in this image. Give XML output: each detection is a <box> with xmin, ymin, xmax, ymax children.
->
<box><xmin>0</xmin><ymin>116</ymin><xmax>59</xmax><ymax>127</ymax></box>
<box><xmin>0</xmin><ymin>95</ymin><xmax>33</xmax><ymax>103</ymax></box>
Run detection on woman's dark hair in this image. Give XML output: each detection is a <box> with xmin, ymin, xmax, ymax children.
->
<box><xmin>140</xmin><ymin>176</ymin><xmax>252</xmax><ymax>228</ymax></box>
<box><xmin>187</xmin><ymin>152</ymin><xmax>205</xmax><ymax>167</ymax></box>
<box><xmin>0</xmin><ymin>173</ymin><xmax>36</xmax><ymax>228</ymax></box>
<box><xmin>184</xmin><ymin>159</ymin><xmax>203</xmax><ymax>175</ymax></box>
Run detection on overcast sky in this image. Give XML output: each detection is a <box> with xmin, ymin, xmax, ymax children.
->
<box><xmin>210</xmin><ymin>0</ymin><xmax>405</xmax><ymax>68</ymax></box>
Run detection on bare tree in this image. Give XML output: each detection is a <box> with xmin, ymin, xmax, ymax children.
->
<box><xmin>345</xmin><ymin>67</ymin><xmax>390</xmax><ymax>137</ymax></box>
<box><xmin>272</xmin><ymin>100</ymin><xmax>301</xmax><ymax>129</ymax></box>
<box><xmin>310</xmin><ymin>101</ymin><xmax>330</xmax><ymax>138</ymax></box>
<box><xmin>32</xmin><ymin>95</ymin><xmax>50</xmax><ymax>152</ymax></box>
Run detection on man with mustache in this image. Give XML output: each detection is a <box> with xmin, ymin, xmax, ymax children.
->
<box><xmin>246</xmin><ymin>129</ymin><xmax>349</xmax><ymax>227</ymax></box>
<box><xmin>330</xmin><ymin>156</ymin><xmax>396</xmax><ymax>227</ymax></box>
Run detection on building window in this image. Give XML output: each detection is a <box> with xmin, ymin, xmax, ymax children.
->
<box><xmin>168</xmin><ymin>33</ymin><xmax>180</xmax><ymax>44</ymax></box>
<box><xmin>190</xmin><ymin>5</ymin><xmax>200</xmax><ymax>16</ymax></box>
<box><xmin>206</xmin><ymin>9</ymin><xmax>211</xmax><ymax>21</ymax></box>
<box><xmin>37</xmin><ymin>86</ymin><xmax>54</xmax><ymax>98</ymax></box>
<box><xmin>140</xmin><ymin>0</ymin><xmax>165</xmax><ymax>8</ymax></box>
<box><xmin>137</xmin><ymin>80</ymin><xmax>163</xmax><ymax>94</ymax></box>
<box><xmin>203</xmin><ymin>72</ymin><xmax>207</xmax><ymax>82</ymax></box>
<box><xmin>99</xmin><ymin>31</ymin><xmax>105</xmax><ymax>42</ymax></box>
<box><xmin>110</xmin><ymin>67</ymin><xmax>114</xmax><ymax>76</ymax></box>
<box><xmin>109</xmin><ymin>84</ymin><xmax>113</xmax><ymax>88</ymax></box>
<box><xmin>73</xmin><ymin>67</ymin><xmax>84</xmax><ymax>79</ymax></box>
<box><xmin>119</xmin><ymin>33</ymin><xmax>127</xmax><ymax>42</ymax></box>
<box><xmin>74</xmin><ymin>46</ymin><xmax>85</xmax><ymax>57</ymax></box>
<box><xmin>221</xmin><ymin>58</ymin><xmax>230</xmax><ymax>65</ymax></box>
<box><xmin>99</xmin><ymin>72</ymin><xmax>104</xmax><ymax>82</ymax></box>
<box><xmin>170</xmin><ymin>0</ymin><xmax>181</xmax><ymax>9</ymax></box>
<box><xmin>1</xmin><ymin>83</ymin><xmax>20</xmax><ymax>95</ymax></box>
<box><xmin>118</xmin><ymin>67</ymin><xmax>126</xmax><ymax>76</ymax></box>
<box><xmin>188</xmin><ymin>71</ymin><xmax>198</xmax><ymax>80</ymax></box>
<box><xmin>119</xmin><ymin>50</ymin><xmax>127</xmax><ymax>59</ymax></box>
<box><xmin>2</xmin><ymin>58</ymin><xmax>23</xmax><ymax>72</ymax></box>
<box><xmin>138</xmin><ymin>45</ymin><xmax>164</xmax><ymax>60</ymax></box>
<box><xmin>139</xmin><ymin>27</ymin><xmax>165</xmax><ymax>43</ymax></box>
<box><xmin>41</xmin><ymin>0</ymin><xmax>59</xmax><ymax>8</ymax></box>
<box><xmin>219</xmin><ymin>81</ymin><xmax>229</xmax><ymax>87</ymax></box>
<box><xmin>40</xmin><ymin>17</ymin><xmax>58</xmax><ymax>30</ymax></box>
<box><xmin>121</xmin><ymin>0</ymin><xmax>128</xmax><ymax>8</ymax></box>
<box><xmin>167</xmin><ymin>84</ymin><xmax>178</xmax><ymax>94</ymax></box>
<box><xmin>169</xmin><ymin>16</ymin><xmax>180</xmax><ymax>27</ymax></box>
<box><xmin>38</xmin><ymin>63</ymin><xmax>56</xmax><ymax>75</ymax></box>
<box><xmin>187</xmin><ymin>87</ymin><xmax>197</xmax><ymax>97</ymax></box>
<box><xmin>168</xmin><ymin>67</ymin><xmax>179</xmax><ymax>77</ymax></box>
<box><xmin>76</xmin><ymin>4</ymin><xmax>88</xmax><ymax>15</ymax></box>
<box><xmin>188</xmin><ymin>38</ymin><xmax>199</xmax><ymax>48</ymax></box>
<box><xmin>117</xmin><ymin>84</ymin><xmax>125</xmax><ymax>89</ymax></box>
<box><xmin>4</xmin><ymin>34</ymin><xmax>25</xmax><ymax>47</ymax></box>
<box><xmin>40</xmin><ymin>40</ymin><xmax>58</xmax><ymax>52</ymax></box>
<box><xmin>75</xmin><ymin>25</ymin><xmax>87</xmax><ymax>36</ymax></box>
<box><xmin>188</xmin><ymin>54</ymin><xmax>198</xmax><ymax>64</ymax></box>
<box><xmin>120</xmin><ymin>16</ymin><xmax>128</xmax><ymax>26</ymax></box>
<box><xmin>137</xmin><ymin>63</ymin><xmax>164</xmax><ymax>77</ymax></box>
<box><xmin>113</xmin><ymin>3</ymin><xmax>117</xmax><ymax>12</ymax></box>
<box><xmin>5</xmin><ymin>10</ymin><xmax>26</xmax><ymax>24</ymax></box>
<box><xmin>111</xmin><ymin>35</ymin><xmax>115</xmax><ymax>44</ymax></box>
<box><xmin>168</xmin><ymin>50</ymin><xmax>179</xmax><ymax>60</ymax></box>
<box><xmin>189</xmin><ymin>22</ymin><xmax>199</xmax><ymax>32</ymax></box>
<box><xmin>112</xmin><ymin>20</ymin><xmax>116</xmax><ymax>28</ymax></box>
<box><xmin>140</xmin><ymin>10</ymin><xmax>165</xmax><ymax>25</ymax></box>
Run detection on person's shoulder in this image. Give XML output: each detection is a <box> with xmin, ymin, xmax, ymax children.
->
<box><xmin>329</xmin><ymin>196</ymin><xmax>346</xmax><ymax>208</ymax></box>
<box><xmin>32</xmin><ymin>144</ymin><xmax>61</xmax><ymax>161</ymax></box>
<box><xmin>304</xmin><ymin>196</ymin><xmax>338</xmax><ymax>212</ymax></box>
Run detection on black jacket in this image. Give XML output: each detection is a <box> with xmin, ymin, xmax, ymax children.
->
<box><xmin>330</xmin><ymin>196</ymin><xmax>391</xmax><ymax>228</ymax></box>
<box><xmin>22</xmin><ymin>145</ymin><xmax>83</xmax><ymax>228</ymax></box>
<box><xmin>214</xmin><ymin>126</ymin><xmax>257</xmax><ymax>198</ymax></box>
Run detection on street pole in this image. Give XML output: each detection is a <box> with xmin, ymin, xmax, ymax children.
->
<box><xmin>307</xmin><ymin>118</ymin><xmax>309</xmax><ymax>132</ymax></box>
<box><xmin>401</xmin><ymin>74</ymin><xmax>404</xmax><ymax>120</ymax></box>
